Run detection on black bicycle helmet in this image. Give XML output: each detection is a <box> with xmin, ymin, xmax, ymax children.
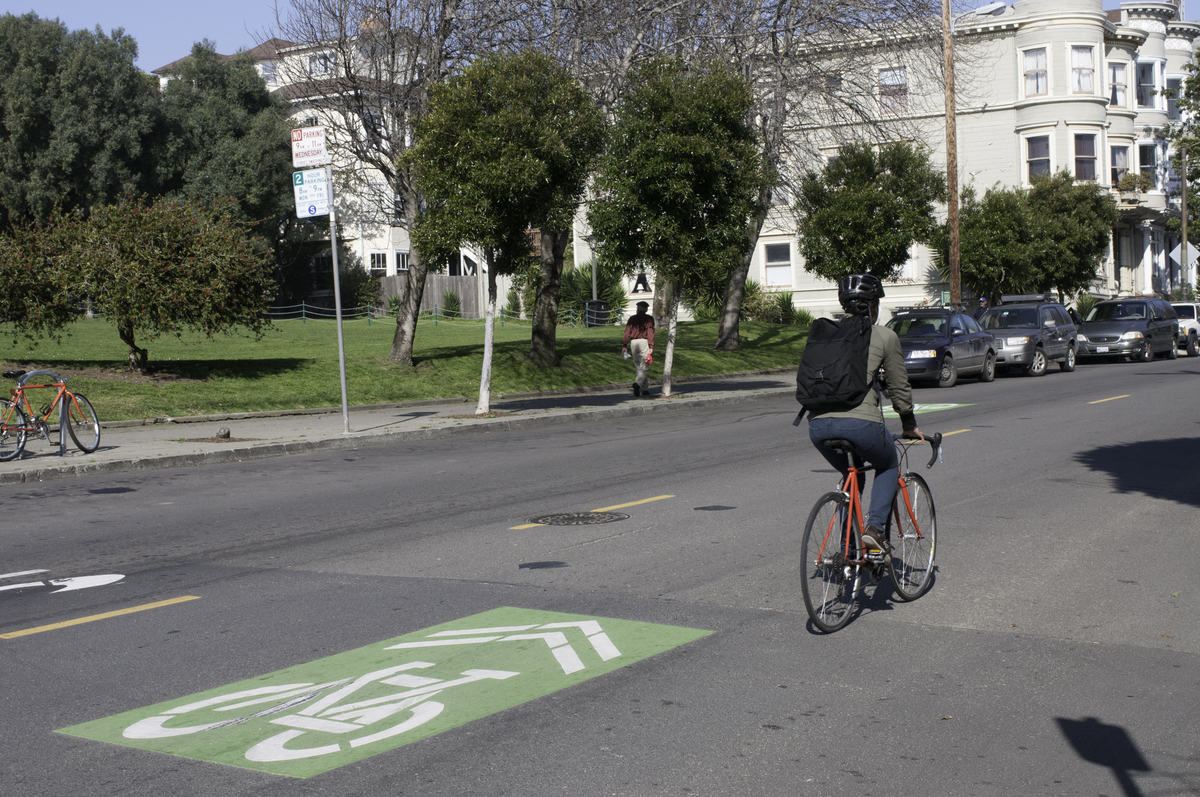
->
<box><xmin>838</xmin><ymin>274</ymin><xmax>885</xmax><ymax>316</ymax></box>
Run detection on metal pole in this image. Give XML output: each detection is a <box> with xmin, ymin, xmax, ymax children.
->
<box><xmin>1183</xmin><ymin>145</ymin><xmax>1190</xmax><ymax>293</ymax></box>
<box><xmin>326</xmin><ymin>165</ymin><xmax>351</xmax><ymax>435</ymax></box>
<box><xmin>943</xmin><ymin>0</ymin><xmax>961</xmax><ymax>308</ymax></box>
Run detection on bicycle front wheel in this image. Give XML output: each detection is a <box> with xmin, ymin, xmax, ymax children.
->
<box><xmin>0</xmin><ymin>399</ymin><xmax>28</xmax><ymax>461</ymax></box>
<box><xmin>889</xmin><ymin>473</ymin><xmax>936</xmax><ymax>601</ymax></box>
<box><xmin>800</xmin><ymin>493</ymin><xmax>861</xmax><ymax>633</ymax></box>
<box><xmin>65</xmin><ymin>393</ymin><xmax>101</xmax><ymax>453</ymax></box>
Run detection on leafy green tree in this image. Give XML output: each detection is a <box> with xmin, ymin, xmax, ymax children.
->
<box><xmin>589</xmin><ymin>58</ymin><xmax>765</xmax><ymax>396</ymax></box>
<box><xmin>1025</xmin><ymin>171</ymin><xmax>1118</xmax><ymax>301</ymax></box>
<box><xmin>795</xmin><ymin>141</ymin><xmax>946</xmax><ymax>283</ymax></box>
<box><xmin>78</xmin><ymin>196</ymin><xmax>275</xmax><ymax>371</ymax></box>
<box><xmin>407</xmin><ymin>49</ymin><xmax>603</xmax><ymax>412</ymax></box>
<box><xmin>930</xmin><ymin>184</ymin><xmax>1037</xmax><ymax>303</ymax></box>
<box><xmin>0</xmin><ymin>13</ymin><xmax>156</xmax><ymax>225</ymax></box>
<box><xmin>0</xmin><ymin>214</ymin><xmax>80</xmax><ymax>340</ymax></box>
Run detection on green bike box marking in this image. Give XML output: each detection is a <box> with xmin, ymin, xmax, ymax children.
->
<box><xmin>58</xmin><ymin>607</ymin><xmax>711</xmax><ymax>778</ymax></box>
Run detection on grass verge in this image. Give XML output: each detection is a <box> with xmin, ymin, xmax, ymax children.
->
<box><xmin>0</xmin><ymin>317</ymin><xmax>804</xmax><ymax>421</ymax></box>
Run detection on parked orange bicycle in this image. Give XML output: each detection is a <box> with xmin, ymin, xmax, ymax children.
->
<box><xmin>801</xmin><ymin>432</ymin><xmax>942</xmax><ymax>633</ymax></box>
<box><xmin>0</xmin><ymin>370</ymin><xmax>101</xmax><ymax>461</ymax></box>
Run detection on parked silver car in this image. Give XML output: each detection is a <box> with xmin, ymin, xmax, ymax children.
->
<box><xmin>1077</xmin><ymin>298</ymin><xmax>1178</xmax><ymax>362</ymax></box>
<box><xmin>978</xmin><ymin>300</ymin><xmax>1077</xmax><ymax>376</ymax></box>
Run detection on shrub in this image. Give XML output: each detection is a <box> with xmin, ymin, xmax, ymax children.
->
<box><xmin>441</xmin><ymin>289</ymin><xmax>461</xmax><ymax>316</ymax></box>
<box><xmin>505</xmin><ymin>288</ymin><xmax>522</xmax><ymax>318</ymax></box>
<box><xmin>1073</xmin><ymin>292</ymin><xmax>1098</xmax><ymax>320</ymax></box>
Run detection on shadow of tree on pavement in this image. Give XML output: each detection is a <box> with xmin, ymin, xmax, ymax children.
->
<box><xmin>1074</xmin><ymin>437</ymin><xmax>1200</xmax><ymax>510</ymax></box>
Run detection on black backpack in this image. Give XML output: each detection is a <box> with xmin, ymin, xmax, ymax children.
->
<box><xmin>793</xmin><ymin>314</ymin><xmax>875</xmax><ymax>423</ymax></box>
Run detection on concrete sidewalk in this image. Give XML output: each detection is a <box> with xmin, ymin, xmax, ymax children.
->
<box><xmin>0</xmin><ymin>371</ymin><xmax>794</xmax><ymax>484</ymax></box>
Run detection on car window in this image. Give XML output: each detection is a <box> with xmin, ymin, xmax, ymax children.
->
<box><xmin>962</xmin><ymin>315</ymin><xmax>983</xmax><ymax>334</ymax></box>
<box><xmin>1041</xmin><ymin>307</ymin><xmax>1056</xmax><ymax>327</ymax></box>
<box><xmin>1087</xmin><ymin>302</ymin><xmax>1146</xmax><ymax>321</ymax></box>
<box><xmin>1158</xmin><ymin>301</ymin><xmax>1176</xmax><ymax>319</ymax></box>
<box><xmin>1173</xmin><ymin>304</ymin><xmax>1196</xmax><ymax>319</ymax></box>
<box><xmin>980</xmin><ymin>308</ymin><xmax>1037</xmax><ymax>329</ymax></box>
<box><xmin>887</xmin><ymin>316</ymin><xmax>946</xmax><ymax>337</ymax></box>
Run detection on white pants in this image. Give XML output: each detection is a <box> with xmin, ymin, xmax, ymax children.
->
<box><xmin>630</xmin><ymin>338</ymin><xmax>650</xmax><ymax>392</ymax></box>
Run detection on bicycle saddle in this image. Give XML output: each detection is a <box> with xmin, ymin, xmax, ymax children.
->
<box><xmin>820</xmin><ymin>438</ymin><xmax>857</xmax><ymax>455</ymax></box>
<box><xmin>3</xmin><ymin>370</ymin><xmax>26</xmax><ymax>379</ymax></box>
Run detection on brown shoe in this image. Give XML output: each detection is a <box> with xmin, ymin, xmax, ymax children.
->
<box><xmin>861</xmin><ymin>526</ymin><xmax>891</xmax><ymax>560</ymax></box>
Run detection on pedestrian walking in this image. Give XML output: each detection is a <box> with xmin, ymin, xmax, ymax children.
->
<box><xmin>622</xmin><ymin>300</ymin><xmax>655</xmax><ymax>397</ymax></box>
<box><xmin>973</xmin><ymin>296</ymin><xmax>989</xmax><ymax>321</ymax></box>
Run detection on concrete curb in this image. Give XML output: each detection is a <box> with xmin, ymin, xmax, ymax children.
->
<box><xmin>0</xmin><ymin>386</ymin><xmax>792</xmax><ymax>484</ymax></box>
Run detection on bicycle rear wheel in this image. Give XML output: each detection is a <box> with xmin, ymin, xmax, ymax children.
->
<box><xmin>888</xmin><ymin>473</ymin><xmax>936</xmax><ymax>601</ymax></box>
<box><xmin>800</xmin><ymin>493</ymin><xmax>862</xmax><ymax>633</ymax></box>
<box><xmin>65</xmin><ymin>393</ymin><xmax>101</xmax><ymax>453</ymax></box>
<box><xmin>0</xmin><ymin>399</ymin><xmax>28</xmax><ymax>461</ymax></box>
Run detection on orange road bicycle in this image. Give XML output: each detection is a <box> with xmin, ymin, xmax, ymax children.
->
<box><xmin>801</xmin><ymin>432</ymin><xmax>942</xmax><ymax>633</ymax></box>
<box><xmin>0</xmin><ymin>370</ymin><xmax>101</xmax><ymax>461</ymax></box>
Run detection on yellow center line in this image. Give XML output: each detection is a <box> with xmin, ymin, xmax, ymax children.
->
<box><xmin>942</xmin><ymin>429</ymin><xmax>971</xmax><ymax>436</ymax></box>
<box><xmin>1089</xmin><ymin>395</ymin><xmax>1131</xmax><ymax>404</ymax></box>
<box><xmin>592</xmin><ymin>495</ymin><xmax>675</xmax><ymax>512</ymax></box>
<box><xmin>510</xmin><ymin>495</ymin><xmax>676</xmax><ymax>529</ymax></box>
<box><xmin>1</xmin><ymin>595</ymin><xmax>201</xmax><ymax>639</ymax></box>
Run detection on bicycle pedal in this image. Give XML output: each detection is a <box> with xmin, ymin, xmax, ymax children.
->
<box><xmin>866</xmin><ymin>549</ymin><xmax>886</xmax><ymax>563</ymax></box>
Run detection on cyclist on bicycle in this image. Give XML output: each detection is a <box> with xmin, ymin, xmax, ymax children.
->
<box><xmin>808</xmin><ymin>274</ymin><xmax>922</xmax><ymax>557</ymax></box>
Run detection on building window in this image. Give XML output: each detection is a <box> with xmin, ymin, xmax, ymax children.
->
<box><xmin>395</xmin><ymin>251</ymin><xmax>409</xmax><ymax>272</ymax></box>
<box><xmin>1167</xmin><ymin>77</ymin><xmax>1181</xmax><ymax>119</ymax></box>
<box><xmin>1024</xmin><ymin>48</ymin><xmax>1047</xmax><ymax>97</ymax></box>
<box><xmin>301</xmin><ymin>116</ymin><xmax>318</xmax><ymax>129</ymax></box>
<box><xmin>309</xmin><ymin>52</ymin><xmax>335</xmax><ymax>76</ymax></box>
<box><xmin>1111</xmin><ymin>145</ymin><xmax>1129</xmax><ymax>185</ymax></box>
<box><xmin>1027</xmin><ymin>136</ymin><xmax>1050</xmax><ymax>180</ymax></box>
<box><xmin>769</xmin><ymin>181</ymin><xmax>789</xmax><ymax>206</ymax></box>
<box><xmin>1074</xmin><ymin>135</ymin><xmax>1097</xmax><ymax>181</ymax></box>
<box><xmin>879</xmin><ymin>67</ymin><xmax>907</xmax><ymax>113</ymax></box>
<box><xmin>1109</xmin><ymin>63</ymin><xmax>1127</xmax><ymax>107</ymax></box>
<box><xmin>1140</xmin><ymin>143</ymin><xmax>1158</xmax><ymax>188</ymax></box>
<box><xmin>1072</xmin><ymin>46</ymin><xmax>1094</xmax><ymax>93</ymax></box>
<box><xmin>369</xmin><ymin>252</ymin><xmax>388</xmax><ymax>276</ymax></box>
<box><xmin>260</xmin><ymin>62</ymin><xmax>278</xmax><ymax>87</ymax></box>
<box><xmin>764</xmin><ymin>243</ymin><xmax>791</xmax><ymax>287</ymax></box>
<box><xmin>1136</xmin><ymin>62</ymin><xmax>1156</xmax><ymax>108</ymax></box>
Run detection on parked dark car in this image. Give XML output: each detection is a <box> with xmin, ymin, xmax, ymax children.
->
<box><xmin>1077</xmin><ymin>298</ymin><xmax>1178</xmax><ymax>362</ymax></box>
<box><xmin>978</xmin><ymin>299</ymin><xmax>1077</xmax><ymax>376</ymax></box>
<box><xmin>885</xmin><ymin>308</ymin><xmax>996</xmax><ymax>388</ymax></box>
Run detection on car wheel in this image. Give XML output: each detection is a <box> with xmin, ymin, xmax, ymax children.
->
<box><xmin>979</xmin><ymin>350</ymin><xmax>996</xmax><ymax>383</ymax></box>
<box><xmin>1026</xmin><ymin>347</ymin><xmax>1047</xmax><ymax>376</ymax></box>
<box><xmin>1188</xmin><ymin>332</ymin><xmax>1199</xmax><ymax>357</ymax></box>
<box><xmin>1168</xmin><ymin>336</ymin><xmax>1178</xmax><ymax>360</ymax></box>
<box><xmin>1059</xmin><ymin>345</ymin><xmax>1076</xmax><ymax>372</ymax></box>
<box><xmin>1137</xmin><ymin>343</ymin><xmax>1153</xmax><ymax>363</ymax></box>
<box><xmin>938</xmin><ymin>356</ymin><xmax>958</xmax><ymax>388</ymax></box>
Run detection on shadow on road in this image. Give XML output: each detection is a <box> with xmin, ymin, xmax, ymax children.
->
<box><xmin>493</xmin><ymin>378</ymin><xmax>789</xmax><ymax>413</ymax></box>
<box><xmin>1056</xmin><ymin>716</ymin><xmax>1149</xmax><ymax>797</ymax></box>
<box><xmin>1074</xmin><ymin>437</ymin><xmax>1200</xmax><ymax>509</ymax></box>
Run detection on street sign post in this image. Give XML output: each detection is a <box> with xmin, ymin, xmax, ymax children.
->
<box><xmin>290</xmin><ymin>126</ymin><xmax>350</xmax><ymax>434</ymax></box>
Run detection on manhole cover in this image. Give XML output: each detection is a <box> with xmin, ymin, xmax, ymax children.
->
<box><xmin>528</xmin><ymin>511</ymin><xmax>630</xmax><ymax>526</ymax></box>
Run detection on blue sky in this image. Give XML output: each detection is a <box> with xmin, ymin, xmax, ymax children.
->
<box><xmin>0</xmin><ymin>1</ymin><xmax>1180</xmax><ymax>76</ymax></box>
<box><xmin>1</xmin><ymin>0</ymin><xmax>279</xmax><ymax>73</ymax></box>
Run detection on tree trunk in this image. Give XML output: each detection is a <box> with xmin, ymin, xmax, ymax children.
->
<box><xmin>387</xmin><ymin>187</ymin><xmax>429</xmax><ymax>366</ymax></box>
<box><xmin>117</xmin><ymin>319</ymin><xmax>148</xmax><ymax>372</ymax></box>
<box><xmin>661</xmin><ymin>286</ymin><xmax>680</xmax><ymax>397</ymax></box>
<box><xmin>715</xmin><ymin>186</ymin><xmax>772</xmax><ymax>351</ymax></box>
<box><xmin>529</xmin><ymin>229</ymin><xmax>569</xmax><ymax>367</ymax></box>
<box><xmin>652</xmin><ymin>273</ymin><xmax>675</xmax><ymax>330</ymax></box>
<box><xmin>476</xmin><ymin>252</ymin><xmax>498</xmax><ymax>415</ymax></box>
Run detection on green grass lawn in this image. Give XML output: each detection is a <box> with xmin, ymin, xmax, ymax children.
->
<box><xmin>0</xmin><ymin>317</ymin><xmax>805</xmax><ymax>421</ymax></box>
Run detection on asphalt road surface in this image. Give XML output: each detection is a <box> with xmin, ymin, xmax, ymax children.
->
<box><xmin>3</xmin><ymin>354</ymin><xmax>1198</xmax><ymax>796</ymax></box>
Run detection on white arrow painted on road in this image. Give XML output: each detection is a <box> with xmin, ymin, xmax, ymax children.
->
<box><xmin>385</xmin><ymin>622</ymin><xmax>623</xmax><ymax>674</ymax></box>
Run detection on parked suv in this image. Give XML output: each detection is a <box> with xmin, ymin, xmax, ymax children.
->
<box><xmin>978</xmin><ymin>298</ymin><xmax>1077</xmax><ymax>376</ymax></box>
<box><xmin>1077</xmin><ymin>298</ymin><xmax>1179</xmax><ymax>362</ymax></box>
<box><xmin>885</xmin><ymin>307</ymin><xmax>996</xmax><ymax>388</ymax></box>
<box><xmin>1170</xmin><ymin>302</ymin><xmax>1200</xmax><ymax>357</ymax></box>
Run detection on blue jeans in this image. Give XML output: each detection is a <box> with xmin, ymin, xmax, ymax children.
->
<box><xmin>808</xmin><ymin>417</ymin><xmax>899</xmax><ymax>530</ymax></box>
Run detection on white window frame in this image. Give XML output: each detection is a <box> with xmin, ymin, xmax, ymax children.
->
<box><xmin>1070</xmin><ymin>45</ymin><xmax>1095</xmax><ymax>94</ymax></box>
<box><xmin>1167</xmin><ymin>76</ymin><xmax>1182</xmax><ymax>120</ymax></box>
<box><xmin>1111</xmin><ymin>144</ymin><xmax>1130</xmax><ymax>185</ymax></box>
<box><xmin>763</xmin><ymin>242</ymin><xmax>792</xmax><ymax>287</ymax></box>
<box><xmin>1136</xmin><ymin>61</ymin><xmax>1158</xmax><ymax>109</ymax></box>
<box><xmin>369</xmin><ymin>251</ymin><xmax>388</xmax><ymax>276</ymax></box>
<box><xmin>1139</xmin><ymin>142</ymin><xmax>1160</xmax><ymax>190</ymax></box>
<box><xmin>879</xmin><ymin>67</ymin><xmax>908</xmax><ymax>113</ymax></box>
<box><xmin>1072</xmin><ymin>132</ymin><xmax>1098</xmax><ymax>181</ymax></box>
<box><xmin>1108</xmin><ymin>62</ymin><xmax>1128</xmax><ymax>108</ymax></box>
<box><xmin>1025</xmin><ymin>133</ymin><xmax>1053</xmax><ymax>183</ymax></box>
<box><xmin>395</xmin><ymin>251</ymin><xmax>410</xmax><ymax>272</ymax></box>
<box><xmin>1023</xmin><ymin>47</ymin><xmax>1048</xmax><ymax>98</ymax></box>
<box><xmin>309</xmin><ymin>52</ymin><xmax>336</xmax><ymax>76</ymax></box>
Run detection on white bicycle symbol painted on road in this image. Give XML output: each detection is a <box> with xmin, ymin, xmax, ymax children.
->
<box><xmin>0</xmin><ymin>569</ymin><xmax>125</xmax><ymax>594</ymax></box>
<box><xmin>122</xmin><ymin>621</ymin><xmax>622</xmax><ymax>762</ymax></box>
